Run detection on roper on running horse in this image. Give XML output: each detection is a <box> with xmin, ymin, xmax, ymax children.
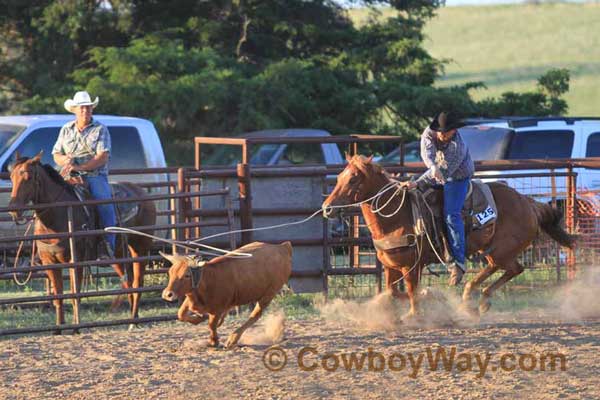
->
<box><xmin>400</xmin><ymin>111</ymin><xmax>474</xmax><ymax>286</ymax></box>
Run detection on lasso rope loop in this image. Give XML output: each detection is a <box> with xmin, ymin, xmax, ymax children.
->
<box><xmin>13</xmin><ymin>220</ymin><xmax>35</xmax><ymax>286</ymax></box>
<box><xmin>103</xmin><ymin>227</ymin><xmax>253</xmax><ymax>258</ymax></box>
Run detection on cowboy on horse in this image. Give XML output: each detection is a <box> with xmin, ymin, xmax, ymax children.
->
<box><xmin>401</xmin><ymin>111</ymin><xmax>474</xmax><ymax>286</ymax></box>
<box><xmin>52</xmin><ymin>91</ymin><xmax>116</xmax><ymax>260</ymax></box>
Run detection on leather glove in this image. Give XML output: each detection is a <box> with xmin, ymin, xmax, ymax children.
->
<box><xmin>431</xmin><ymin>165</ymin><xmax>444</xmax><ymax>183</ymax></box>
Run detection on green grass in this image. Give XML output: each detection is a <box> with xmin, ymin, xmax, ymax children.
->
<box><xmin>350</xmin><ymin>3</ymin><xmax>600</xmax><ymax>116</ymax></box>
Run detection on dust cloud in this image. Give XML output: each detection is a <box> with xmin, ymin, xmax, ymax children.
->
<box><xmin>555</xmin><ymin>267</ymin><xmax>600</xmax><ymax>320</ymax></box>
<box><xmin>239</xmin><ymin>310</ymin><xmax>286</xmax><ymax>346</ymax></box>
<box><xmin>316</xmin><ymin>292</ymin><xmax>402</xmax><ymax>331</ymax></box>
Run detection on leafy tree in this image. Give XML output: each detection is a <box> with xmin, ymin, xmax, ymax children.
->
<box><xmin>475</xmin><ymin>68</ymin><xmax>570</xmax><ymax>118</ymax></box>
<box><xmin>0</xmin><ymin>0</ymin><xmax>572</xmax><ymax>165</ymax></box>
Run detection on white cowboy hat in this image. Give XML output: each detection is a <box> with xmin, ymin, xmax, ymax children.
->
<box><xmin>64</xmin><ymin>91</ymin><xmax>99</xmax><ymax>113</ymax></box>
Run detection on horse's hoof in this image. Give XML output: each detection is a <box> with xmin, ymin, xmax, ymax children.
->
<box><xmin>109</xmin><ymin>296</ymin><xmax>126</xmax><ymax>313</ymax></box>
<box><xmin>479</xmin><ymin>299</ymin><xmax>491</xmax><ymax>314</ymax></box>
<box><xmin>458</xmin><ymin>302</ymin><xmax>479</xmax><ymax>318</ymax></box>
<box><xmin>127</xmin><ymin>324</ymin><xmax>138</xmax><ymax>332</ymax></box>
<box><xmin>401</xmin><ymin>311</ymin><xmax>422</xmax><ymax>325</ymax></box>
<box><xmin>72</xmin><ymin>329</ymin><xmax>81</xmax><ymax>335</ymax></box>
<box><xmin>225</xmin><ymin>334</ymin><xmax>239</xmax><ymax>349</ymax></box>
<box><xmin>52</xmin><ymin>329</ymin><xmax>62</xmax><ymax>336</ymax></box>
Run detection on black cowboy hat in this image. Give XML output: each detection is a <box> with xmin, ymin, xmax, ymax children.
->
<box><xmin>429</xmin><ymin>111</ymin><xmax>466</xmax><ymax>133</ymax></box>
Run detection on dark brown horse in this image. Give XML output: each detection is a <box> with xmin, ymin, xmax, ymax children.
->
<box><xmin>8</xmin><ymin>152</ymin><xmax>156</xmax><ymax>332</ymax></box>
<box><xmin>322</xmin><ymin>155</ymin><xmax>575</xmax><ymax>318</ymax></box>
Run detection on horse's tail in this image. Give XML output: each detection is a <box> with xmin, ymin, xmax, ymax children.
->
<box><xmin>532</xmin><ymin>201</ymin><xmax>577</xmax><ymax>249</ymax></box>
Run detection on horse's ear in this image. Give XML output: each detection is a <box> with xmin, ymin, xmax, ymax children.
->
<box><xmin>31</xmin><ymin>151</ymin><xmax>43</xmax><ymax>163</ymax></box>
<box><xmin>159</xmin><ymin>251</ymin><xmax>180</xmax><ymax>265</ymax></box>
<box><xmin>345</xmin><ymin>152</ymin><xmax>352</xmax><ymax>162</ymax></box>
<box><xmin>366</xmin><ymin>155</ymin><xmax>373</xmax><ymax>163</ymax></box>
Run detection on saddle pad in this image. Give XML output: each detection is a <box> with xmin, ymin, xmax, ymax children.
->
<box><xmin>421</xmin><ymin>180</ymin><xmax>498</xmax><ymax>229</ymax></box>
<box><xmin>111</xmin><ymin>183</ymin><xmax>140</xmax><ymax>224</ymax></box>
<box><xmin>470</xmin><ymin>179</ymin><xmax>498</xmax><ymax>228</ymax></box>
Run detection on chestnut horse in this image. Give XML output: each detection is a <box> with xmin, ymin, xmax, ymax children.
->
<box><xmin>8</xmin><ymin>153</ymin><xmax>156</xmax><ymax>332</ymax></box>
<box><xmin>322</xmin><ymin>155</ymin><xmax>575</xmax><ymax>318</ymax></box>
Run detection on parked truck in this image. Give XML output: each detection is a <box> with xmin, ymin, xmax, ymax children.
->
<box><xmin>0</xmin><ymin>114</ymin><xmax>169</xmax><ymax>239</ymax></box>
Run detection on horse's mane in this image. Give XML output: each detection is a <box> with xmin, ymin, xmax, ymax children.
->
<box><xmin>12</xmin><ymin>156</ymin><xmax>76</xmax><ymax>197</ymax></box>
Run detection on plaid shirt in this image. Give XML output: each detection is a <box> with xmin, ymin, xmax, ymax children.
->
<box><xmin>52</xmin><ymin>119</ymin><xmax>111</xmax><ymax>176</ymax></box>
<box><xmin>417</xmin><ymin>127</ymin><xmax>474</xmax><ymax>184</ymax></box>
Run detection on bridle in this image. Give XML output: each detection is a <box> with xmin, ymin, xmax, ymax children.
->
<box><xmin>19</xmin><ymin>162</ymin><xmax>67</xmax><ymax>222</ymax></box>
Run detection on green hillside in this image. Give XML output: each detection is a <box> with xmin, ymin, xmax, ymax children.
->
<box><xmin>351</xmin><ymin>3</ymin><xmax>600</xmax><ymax>116</ymax></box>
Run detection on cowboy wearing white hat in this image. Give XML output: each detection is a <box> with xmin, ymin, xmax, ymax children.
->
<box><xmin>64</xmin><ymin>91</ymin><xmax>99</xmax><ymax>113</ymax></box>
<box><xmin>52</xmin><ymin>91</ymin><xmax>116</xmax><ymax>259</ymax></box>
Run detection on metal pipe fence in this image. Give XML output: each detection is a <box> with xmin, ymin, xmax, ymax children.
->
<box><xmin>2</xmin><ymin>136</ymin><xmax>600</xmax><ymax>335</ymax></box>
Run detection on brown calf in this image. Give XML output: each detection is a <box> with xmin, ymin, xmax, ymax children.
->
<box><xmin>161</xmin><ymin>241</ymin><xmax>292</xmax><ymax>348</ymax></box>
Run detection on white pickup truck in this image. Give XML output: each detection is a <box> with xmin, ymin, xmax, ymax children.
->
<box><xmin>463</xmin><ymin>117</ymin><xmax>600</xmax><ymax>195</ymax></box>
<box><xmin>0</xmin><ymin>115</ymin><xmax>166</xmax><ymax>176</ymax></box>
<box><xmin>382</xmin><ymin>117</ymin><xmax>600</xmax><ymax>195</ymax></box>
<box><xmin>0</xmin><ymin>114</ymin><xmax>168</xmax><ymax>237</ymax></box>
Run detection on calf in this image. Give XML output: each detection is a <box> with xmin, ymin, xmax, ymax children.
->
<box><xmin>161</xmin><ymin>241</ymin><xmax>292</xmax><ymax>348</ymax></box>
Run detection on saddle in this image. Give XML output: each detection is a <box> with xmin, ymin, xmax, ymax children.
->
<box><xmin>371</xmin><ymin>180</ymin><xmax>498</xmax><ymax>256</ymax></box>
<box><xmin>414</xmin><ymin>179</ymin><xmax>498</xmax><ymax>261</ymax></box>
<box><xmin>66</xmin><ymin>177</ymin><xmax>140</xmax><ymax>226</ymax></box>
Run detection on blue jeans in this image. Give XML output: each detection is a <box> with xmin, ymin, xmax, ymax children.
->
<box><xmin>85</xmin><ymin>174</ymin><xmax>116</xmax><ymax>251</ymax></box>
<box><xmin>443</xmin><ymin>178</ymin><xmax>470</xmax><ymax>266</ymax></box>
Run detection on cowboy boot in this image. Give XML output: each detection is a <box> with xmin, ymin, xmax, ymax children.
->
<box><xmin>96</xmin><ymin>240</ymin><xmax>114</xmax><ymax>261</ymax></box>
<box><xmin>448</xmin><ymin>261</ymin><xmax>465</xmax><ymax>286</ymax></box>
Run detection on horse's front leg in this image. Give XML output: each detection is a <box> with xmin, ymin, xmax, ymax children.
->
<box><xmin>46</xmin><ymin>268</ymin><xmax>65</xmax><ymax>334</ymax></box>
<box><xmin>384</xmin><ymin>266</ymin><xmax>408</xmax><ymax>300</ymax></box>
<box><xmin>402</xmin><ymin>266</ymin><xmax>420</xmax><ymax>321</ymax></box>
<box><xmin>109</xmin><ymin>262</ymin><xmax>130</xmax><ymax>312</ymax></box>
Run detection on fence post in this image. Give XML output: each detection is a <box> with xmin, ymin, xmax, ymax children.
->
<box><xmin>66</xmin><ymin>205</ymin><xmax>80</xmax><ymax>325</ymax></box>
<box><xmin>550</xmin><ymin>169</ymin><xmax>561</xmax><ymax>283</ymax></box>
<box><xmin>566</xmin><ymin>167</ymin><xmax>577</xmax><ymax>280</ymax></box>
<box><xmin>169</xmin><ymin>183</ymin><xmax>178</xmax><ymax>255</ymax></box>
<box><xmin>237</xmin><ymin>163</ymin><xmax>253</xmax><ymax>245</ymax></box>
<box><xmin>322</xmin><ymin>179</ymin><xmax>329</xmax><ymax>299</ymax></box>
<box><xmin>225</xmin><ymin>191</ymin><xmax>236</xmax><ymax>250</ymax></box>
<box><xmin>176</xmin><ymin>167</ymin><xmax>190</xmax><ymax>252</ymax></box>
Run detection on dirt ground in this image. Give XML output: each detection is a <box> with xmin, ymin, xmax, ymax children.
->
<box><xmin>1</xmin><ymin>294</ymin><xmax>599</xmax><ymax>400</ymax></box>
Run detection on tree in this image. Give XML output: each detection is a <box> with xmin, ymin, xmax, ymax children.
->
<box><xmin>0</xmin><ymin>0</ymin><xmax>572</xmax><ymax>165</ymax></box>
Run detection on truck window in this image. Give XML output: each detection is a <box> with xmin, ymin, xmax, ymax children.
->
<box><xmin>2</xmin><ymin>125</ymin><xmax>147</xmax><ymax>172</ymax></box>
<box><xmin>108</xmin><ymin>126</ymin><xmax>147</xmax><ymax>169</ymax></box>
<box><xmin>0</xmin><ymin>124</ymin><xmax>25</xmax><ymax>157</ymax></box>
<box><xmin>460</xmin><ymin>127</ymin><xmax>512</xmax><ymax>161</ymax></box>
<box><xmin>586</xmin><ymin>132</ymin><xmax>600</xmax><ymax>157</ymax></box>
<box><xmin>507</xmin><ymin>130</ymin><xmax>574</xmax><ymax>159</ymax></box>
<box><xmin>12</xmin><ymin>127</ymin><xmax>61</xmax><ymax>169</ymax></box>
<box><xmin>278</xmin><ymin>143</ymin><xmax>325</xmax><ymax>165</ymax></box>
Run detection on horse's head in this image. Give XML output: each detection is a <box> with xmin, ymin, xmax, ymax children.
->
<box><xmin>8</xmin><ymin>151</ymin><xmax>43</xmax><ymax>224</ymax></box>
<box><xmin>322</xmin><ymin>154</ymin><xmax>385</xmax><ymax>219</ymax></box>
